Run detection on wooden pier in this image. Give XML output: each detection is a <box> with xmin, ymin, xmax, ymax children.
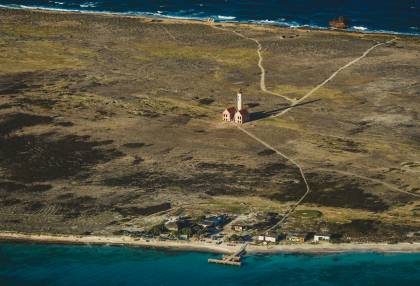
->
<box><xmin>208</xmin><ymin>243</ymin><xmax>247</xmax><ymax>266</ymax></box>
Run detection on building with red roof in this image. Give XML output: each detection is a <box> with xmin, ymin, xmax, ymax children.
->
<box><xmin>222</xmin><ymin>107</ymin><xmax>237</xmax><ymax>122</ymax></box>
<box><xmin>221</xmin><ymin>90</ymin><xmax>249</xmax><ymax>124</ymax></box>
<box><xmin>234</xmin><ymin>109</ymin><xmax>250</xmax><ymax>124</ymax></box>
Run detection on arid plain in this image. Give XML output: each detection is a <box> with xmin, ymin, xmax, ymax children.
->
<box><xmin>0</xmin><ymin>8</ymin><xmax>419</xmax><ymax>243</ymax></box>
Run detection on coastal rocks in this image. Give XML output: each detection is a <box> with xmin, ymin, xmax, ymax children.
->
<box><xmin>329</xmin><ymin>16</ymin><xmax>349</xmax><ymax>29</ymax></box>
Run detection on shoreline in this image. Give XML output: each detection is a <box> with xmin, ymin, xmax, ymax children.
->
<box><xmin>1</xmin><ymin>5</ymin><xmax>418</xmax><ymax>38</ymax></box>
<box><xmin>1</xmin><ymin>232</ymin><xmax>419</xmax><ymax>255</ymax></box>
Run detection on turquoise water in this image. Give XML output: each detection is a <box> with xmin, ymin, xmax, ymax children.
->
<box><xmin>1</xmin><ymin>243</ymin><xmax>420</xmax><ymax>285</ymax></box>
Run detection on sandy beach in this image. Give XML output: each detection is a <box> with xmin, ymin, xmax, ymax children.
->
<box><xmin>1</xmin><ymin>231</ymin><xmax>419</xmax><ymax>254</ymax></box>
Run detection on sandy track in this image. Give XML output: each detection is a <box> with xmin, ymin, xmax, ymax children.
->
<box><xmin>238</xmin><ymin>126</ymin><xmax>310</xmax><ymax>231</ymax></box>
<box><xmin>271</xmin><ymin>37</ymin><xmax>398</xmax><ymax>118</ymax></box>
<box><xmin>161</xmin><ymin>25</ymin><xmax>177</xmax><ymax>41</ymax></box>
<box><xmin>211</xmin><ymin>25</ymin><xmax>294</xmax><ymax>102</ymax></box>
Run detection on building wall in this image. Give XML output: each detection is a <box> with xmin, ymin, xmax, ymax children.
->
<box><xmin>287</xmin><ymin>237</ymin><xmax>305</xmax><ymax>243</ymax></box>
<box><xmin>222</xmin><ymin>110</ymin><xmax>233</xmax><ymax>121</ymax></box>
<box><xmin>234</xmin><ymin>112</ymin><xmax>243</xmax><ymax>124</ymax></box>
<box><xmin>314</xmin><ymin>235</ymin><xmax>330</xmax><ymax>242</ymax></box>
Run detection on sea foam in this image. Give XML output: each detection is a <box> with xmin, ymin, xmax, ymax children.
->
<box><xmin>217</xmin><ymin>15</ymin><xmax>236</xmax><ymax>20</ymax></box>
<box><xmin>80</xmin><ymin>2</ymin><xmax>97</xmax><ymax>8</ymax></box>
<box><xmin>352</xmin><ymin>26</ymin><xmax>368</xmax><ymax>31</ymax></box>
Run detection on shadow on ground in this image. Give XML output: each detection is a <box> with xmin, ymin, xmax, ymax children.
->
<box><xmin>250</xmin><ymin>99</ymin><xmax>321</xmax><ymax>122</ymax></box>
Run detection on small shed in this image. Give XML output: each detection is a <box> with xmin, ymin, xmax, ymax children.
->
<box><xmin>179</xmin><ymin>234</ymin><xmax>189</xmax><ymax>240</ymax></box>
<box><xmin>232</xmin><ymin>224</ymin><xmax>247</xmax><ymax>232</ymax></box>
<box><xmin>286</xmin><ymin>233</ymin><xmax>307</xmax><ymax>243</ymax></box>
<box><xmin>266</xmin><ymin>232</ymin><xmax>280</xmax><ymax>243</ymax></box>
<box><xmin>257</xmin><ymin>233</ymin><xmax>279</xmax><ymax>243</ymax></box>
<box><xmin>314</xmin><ymin>234</ymin><xmax>331</xmax><ymax>242</ymax></box>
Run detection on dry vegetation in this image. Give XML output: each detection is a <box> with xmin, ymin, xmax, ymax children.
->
<box><xmin>0</xmin><ymin>8</ymin><xmax>419</xmax><ymax>241</ymax></box>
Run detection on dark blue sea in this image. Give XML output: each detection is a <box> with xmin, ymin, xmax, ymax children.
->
<box><xmin>0</xmin><ymin>0</ymin><xmax>419</xmax><ymax>35</ymax></box>
<box><xmin>1</xmin><ymin>242</ymin><xmax>420</xmax><ymax>286</ymax></box>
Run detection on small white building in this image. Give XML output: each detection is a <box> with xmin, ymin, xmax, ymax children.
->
<box><xmin>257</xmin><ymin>233</ymin><xmax>279</xmax><ymax>243</ymax></box>
<box><xmin>314</xmin><ymin>234</ymin><xmax>331</xmax><ymax>242</ymax></box>
<box><xmin>179</xmin><ymin>234</ymin><xmax>189</xmax><ymax>240</ymax></box>
<box><xmin>222</xmin><ymin>107</ymin><xmax>236</xmax><ymax>122</ymax></box>
<box><xmin>232</xmin><ymin>224</ymin><xmax>247</xmax><ymax>232</ymax></box>
<box><xmin>265</xmin><ymin>235</ymin><xmax>278</xmax><ymax>243</ymax></box>
<box><xmin>234</xmin><ymin>109</ymin><xmax>249</xmax><ymax>124</ymax></box>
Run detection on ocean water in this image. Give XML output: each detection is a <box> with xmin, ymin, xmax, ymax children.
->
<box><xmin>0</xmin><ymin>0</ymin><xmax>419</xmax><ymax>35</ymax></box>
<box><xmin>1</xmin><ymin>243</ymin><xmax>420</xmax><ymax>286</ymax></box>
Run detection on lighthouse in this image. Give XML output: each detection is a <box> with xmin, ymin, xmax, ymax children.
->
<box><xmin>234</xmin><ymin>90</ymin><xmax>249</xmax><ymax>124</ymax></box>
<box><xmin>222</xmin><ymin>89</ymin><xmax>250</xmax><ymax>124</ymax></box>
<box><xmin>237</xmin><ymin>90</ymin><xmax>243</xmax><ymax>111</ymax></box>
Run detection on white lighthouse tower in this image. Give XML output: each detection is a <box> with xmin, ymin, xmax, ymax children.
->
<box><xmin>233</xmin><ymin>89</ymin><xmax>249</xmax><ymax>124</ymax></box>
<box><xmin>237</xmin><ymin>90</ymin><xmax>243</xmax><ymax>111</ymax></box>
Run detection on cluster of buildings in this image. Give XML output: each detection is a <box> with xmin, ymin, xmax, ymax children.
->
<box><xmin>230</xmin><ymin>214</ymin><xmax>332</xmax><ymax>244</ymax></box>
<box><xmin>222</xmin><ymin>90</ymin><xmax>250</xmax><ymax>124</ymax></box>
<box><xmin>161</xmin><ymin>215</ymin><xmax>229</xmax><ymax>240</ymax></box>
<box><xmin>230</xmin><ymin>222</ymin><xmax>332</xmax><ymax>244</ymax></box>
<box><xmin>126</xmin><ymin>211</ymin><xmax>333</xmax><ymax>246</ymax></box>
<box><xmin>257</xmin><ymin>232</ymin><xmax>331</xmax><ymax>244</ymax></box>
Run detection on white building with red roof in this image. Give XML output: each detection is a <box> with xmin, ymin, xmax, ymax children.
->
<box><xmin>222</xmin><ymin>107</ymin><xmax>236</xmax><ymax>122</ymax></box>
<box><xmin>234</xmin><ymin>109</ymin><xmax>249</xmax><ymax>124</ymax></box>
<box><xmin>222</xmin><ymin>90</ymin><xmax>250</xmax><ymax>124</ymax></box>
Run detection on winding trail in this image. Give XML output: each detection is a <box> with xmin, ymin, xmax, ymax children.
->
<box><xmin>272</xmin><ymin>36</ymin><xmax>397</xmax><ymax>118</ymax></box>
<box><xmin>238</xmin><ymin>126</ymin><xmax>310</xmax><ymax>230</ymax></box>
<box><xmin>211</xmin><ymin>24</ymin><xmax>402</xmax><ymax>230</ymax></box>
<box><xmin>211</xmin><ymin>25</ymin><xmax>294</xmax><ymax>102</ymax></box>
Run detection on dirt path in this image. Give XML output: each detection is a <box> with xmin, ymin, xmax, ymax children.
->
<box><xmin>237</xmin><ymin>126</ymin><xmax>310</xmax><ymax>230</ymax></box>
<box><xmin>161</xmin><ymin>25</ymin><xmax>177</xmax><ymax>41</ymax></box>
<box><xmin>271</xmin><ymin>36</ymin><xmax>397</xmax><ymax>118</ymax></box>
<box><xmin>211</xmin><ymin>25</ymin><xmax>294</xmax><ymax>102</ymax></box>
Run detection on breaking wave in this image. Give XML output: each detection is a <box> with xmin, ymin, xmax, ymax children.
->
<box><xmin>79</xmin><ymin>2</ymin><xmax>97</xmax><ymax>8</ymax></box>
<box><xmin>352</xmin><ymin>26</ymin><xmax>368</xmax><ymax>31</ymax></box>
<box><xmin>217</xmin><ymin>15</ymin><xmax>236</xmax><ymax>20</ymax></box>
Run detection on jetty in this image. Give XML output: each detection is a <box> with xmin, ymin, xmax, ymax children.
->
<box><xmin>208</xmin><ymin>243</ymin><xmax>248</xmax><ymax>266</ymax></box>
